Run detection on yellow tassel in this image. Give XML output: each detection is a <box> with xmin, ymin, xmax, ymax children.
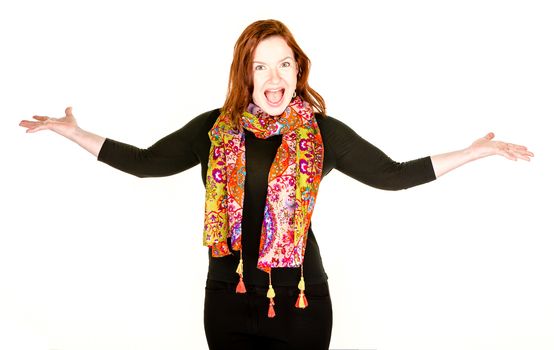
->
<box><xmin>266</xmin><ymin>284</ymin><xmax>276</xmax><ymax>299</ymax></box>
<box><xmin>297</xmin><ymin>276</ymin><xmax>305</xmax><ymax>291</ymax></box>
<box><xmin>235</xmin><ymin>258</ymin><xmax>243</xmax><ymax>276</ymax></box>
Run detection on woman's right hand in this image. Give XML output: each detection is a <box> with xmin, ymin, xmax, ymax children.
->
<box><xmin>19</xmin><ymin>106</ymin><xmax>78</xmax><ymax>136</ymax></box>
<box><xmin>19</xmin><ymin>106</ymin><xmax>106</xmax><ymax>157</ymax></box>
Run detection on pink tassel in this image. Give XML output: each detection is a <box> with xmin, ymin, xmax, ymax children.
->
<box><xmin>235</xmin><ymin>277</ymin><xmax>246</xmax><ymax>293</ymax></box>
<box><xmin>268</xmin><ymin>298</ymin><xmax>276</xmax><ymax>318</ymax></box>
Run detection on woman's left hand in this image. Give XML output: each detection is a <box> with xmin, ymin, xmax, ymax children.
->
<box><xmin>469</xmin><ymin>132</ymin><xmax>534</xmax><ymax>161</ymax></box>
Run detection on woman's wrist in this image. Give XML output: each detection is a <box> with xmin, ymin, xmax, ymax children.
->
<box><xmin>64</xmin><ymin>127</ymin><xmax>106</xmax><ymax>157</ymax></box>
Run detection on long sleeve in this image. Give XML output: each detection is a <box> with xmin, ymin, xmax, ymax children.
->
<box><xmin>318</xmin><ymin>116</ymin><xmax>436</xmax><ymax>190</ymax></box>
<box><xmin>97</xmin><ymin>109</ymin><xmax>218</xmax><ymax>178</ymax></box>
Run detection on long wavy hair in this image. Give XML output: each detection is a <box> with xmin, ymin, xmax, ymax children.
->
<box><xmin>222</xmin><ymin>19</ymin><xmax>326</xmax><ymax>127</ymax></box>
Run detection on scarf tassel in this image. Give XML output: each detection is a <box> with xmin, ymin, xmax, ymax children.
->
<box><xmin>267</xmin><ymin>270</ymin><xmax>276</xmax><ymax>318</ymax></box>
<box><xmin>295</xmin><ymin>291</ymin><xmax>308</xmax><ymax>309</ymax></box>
<box><xmin>236</xmin><ymin>276</ymin><xmax>246</xmax><ymax>294</ymax></box>
<box><xmin>295</xmin><ymin>268</ymin><xmax>308</xmax><ymax>309</ymax></box>
<box><xmin>268</xmin><ymin>297</ymin><xmax>276</xmax><ymax>318</ymax></box>
<box><xmin>235</xmin><ymin>251</ymin><xmax>246</xmax><ymax>294</ymax></box>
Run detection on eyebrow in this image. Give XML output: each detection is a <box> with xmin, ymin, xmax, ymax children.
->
<box><xmin>252</xmin><ymin>56</ymin><xmax>294</xmax><ymax>65</ymax></box>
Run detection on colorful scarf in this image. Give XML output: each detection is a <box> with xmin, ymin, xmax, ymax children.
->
<box><xmin>203</xmin><ymin>97</ymin><xmax>324</xmax><ymax>274</ymax></box>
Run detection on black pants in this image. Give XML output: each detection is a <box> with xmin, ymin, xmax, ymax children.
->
<box><xmin>203</xmin><ymin>279</ymin><xmax>333</xmax><ymax>350</ymax></box>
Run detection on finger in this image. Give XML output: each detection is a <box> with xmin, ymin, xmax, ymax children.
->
<box><xmin>507</xmin><ymin>143</ymin><xmax>529</xmax><ymax>151</ymax></box>
<box><xmin>25</xmin><ymin>124</ymin><xmax>48</xmax><ymax>133</ymax></box>
<box><xmin>65</xmin><ymin>106</ymin><xmax>72</xmax><ymax>116</ymax></box>
<box><xmin>26</xmin><ymin>127</ymin><xmax>39</xmax><ymax>133</ymax></box>
<box><xmin>20</xmin><ymin>119</ymin><xmax>50</xmax><ymax>132</ymax></box>
<box><xmin>32</xmin><ymin>116</ymin><xmax>49</xmax><ymax>121</ymax></box>
<box><xmin>484</xmin><ymin>132</ymin><xmax>495</xmax><ymax>140</ymax></box>
<box><xmin>512</xmin><ymin>151</ymin><xmax>530</xmax><ymax>161</ymax></box>
<box><xmin>506</xmin><ymin>143</ymin><xmax>534</xmax><ymax>158</ymax></box>
<box><xmin>499</xmin><ymin>149</ymin><xmax>517</xmax><ymax>161</ymax></box>
<box><xmin>515</xmin><ymin>150</ymin><xmax>534</xmax><ymax>159</ymax></box>
<box><xmin>19</xmin><ymin>120</ymin><xmax>40</xmax><ymax>128</ymax></box>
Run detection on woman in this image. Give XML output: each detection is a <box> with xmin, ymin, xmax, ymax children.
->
<box><xmin>19</xmin><ymin>19</ymin><xmax>533</xmax><ymax>350</ymax></box>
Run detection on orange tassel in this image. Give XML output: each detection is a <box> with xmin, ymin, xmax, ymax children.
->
<box><xmin>268</xmin><ymin>298</ymin><xmax>276</xmax><ymax>318</ymax></box>
<box><xmin>295</xmin><ymin>291</ymin><xmax>308</xmax><ymax>309</ymax></box>
<box><xmin>235</xmin><ymin>276</ymin><xmax>246</xmax><ymax>293</ymax></box>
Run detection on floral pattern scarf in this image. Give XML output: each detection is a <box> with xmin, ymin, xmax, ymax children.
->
<box><xmin>203</xmin><ymin>96</ymin><xmax>324</xmax><ymax>273</ymax></box>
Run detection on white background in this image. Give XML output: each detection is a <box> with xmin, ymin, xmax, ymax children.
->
<box><xmin>1</xmin><ymin>0</ymin><xmax>553</xmax><ymax>349</ymax></box>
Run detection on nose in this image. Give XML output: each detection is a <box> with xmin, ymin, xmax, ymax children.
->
<box><xmin>268</xmin><ymin>67</ymin><xmax>281</xmax><ymax>84</ymax></box>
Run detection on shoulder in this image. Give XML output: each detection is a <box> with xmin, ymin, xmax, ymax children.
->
<box><xmin>184</xmin><ymin>108</ymin><xmax>221</xmax><ymax>131</ymax></box>
<box><xmin>315</xmin><ymin>113</ymin><xmax>357</xmax><ymax>138</ymax></box>
<box><xmin>162</xmin><ymin>108</ymin><xmax>221</xmax><ymax>147</ymax></box>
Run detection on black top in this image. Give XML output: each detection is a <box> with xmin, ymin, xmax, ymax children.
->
<box><xmin>98</xmin><ymin>108</ymin><xmax>436</xmax><ymax>286</ymax></box>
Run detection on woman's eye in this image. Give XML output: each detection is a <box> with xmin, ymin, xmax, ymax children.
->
<box><xmin>254</xmin><ymin>65</ymin><xmax>266</xmax><ymax>71</ymax></box>
<box><xmin>281</xmin><ymin>61</ymin><xmax>291</xmax><ymax>68</ymax></box>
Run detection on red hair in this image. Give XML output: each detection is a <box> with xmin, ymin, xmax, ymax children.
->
<box><xmin>222</xmin><ymin>19</ymin><xmax>326</xmax><ymax>127</ymax></box>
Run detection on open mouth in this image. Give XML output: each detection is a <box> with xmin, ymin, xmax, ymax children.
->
<box><xmin>264</xmin><ymin>88</ymin><xmax>285</xmax><ymax>106</ymax></box>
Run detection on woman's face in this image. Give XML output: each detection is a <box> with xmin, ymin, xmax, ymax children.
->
<box><xmin>251</xmin><ymin>36</ymin><xmax>298</xmax><ymax>116</ymax></box>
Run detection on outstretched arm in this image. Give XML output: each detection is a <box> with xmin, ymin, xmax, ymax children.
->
<box><xmin>19</xmin><ymin>106</ymin><xmax>213</xmax><ymax>177</ymax></box>
<box><xmin>323</xmin><ymin>116</ymin><xmax>437</xmax><ymax>190</ymax></box>
<box><xmin>431</xmin><ymin>132</ymin><xmax>534</xmax><ymax>178</ymax></box>
<box><xmin>19</xmin><ymin>106</ymin><xmax>106</xmax><ymax>157</ymax></box>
